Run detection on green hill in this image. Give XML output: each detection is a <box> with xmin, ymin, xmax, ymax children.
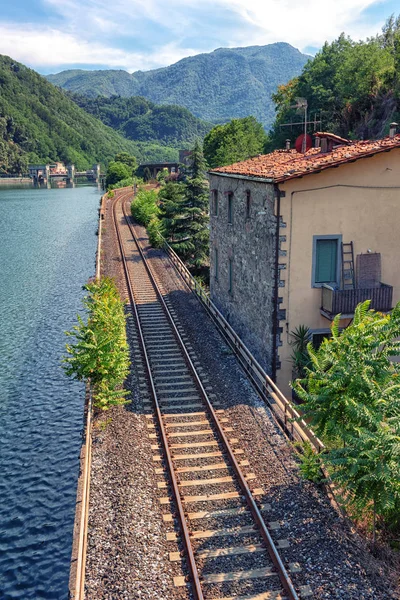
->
<box><xmin>47</xmin><ymin>43</ymin><xmax>309</xmax><ymax>129</ymax></box>
<box><xmin>68</xmin><ymin>93</ymin><xmax>212</xmax><ymax>146</ymax></box>
<box><xmin>0</xmin><ymin>55</ymin><xmax>178</xmax><ymax>174</ymax></box>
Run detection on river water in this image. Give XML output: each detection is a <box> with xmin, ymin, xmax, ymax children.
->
<box><xmin>0</xmin><ymin>185</ymin><xmax>101</xmax><ymax>599</ymax></box>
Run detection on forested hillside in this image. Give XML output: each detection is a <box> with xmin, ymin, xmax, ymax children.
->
<box><xmin>68</xmin><ymin>93</ymin><xmax>212</xmax><ymax>147</ymax></box>
<box><xmin>0</xmin><ymin>55</ymin><xmax>178</xmax><ymax>174</ymax></box>
<box><xmin>47</xmin><ymin>43</ymin><xmax>309</xmax><ymax>128</ymax></box>
<box><xmin>269</xmin><ymin>16</ymin><xmax>400</xmax><ymax>148</ymax></box>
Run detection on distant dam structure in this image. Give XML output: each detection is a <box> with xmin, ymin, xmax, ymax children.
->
<box><xmin>28</xmin><ymin>163</ymin><xmax>101</xmax><ymax>185</ymax></box>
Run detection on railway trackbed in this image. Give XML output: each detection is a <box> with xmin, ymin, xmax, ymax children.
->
<box><xmin>110</xmin><ymin>189</ymin><xmax>311</xmax><ymax>600</ymax></box>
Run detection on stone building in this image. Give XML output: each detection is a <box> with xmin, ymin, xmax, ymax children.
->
<box><xmin>209</xmin><ymin>130</ymin><xmax>400</xmax><ymax>395</ymax></box>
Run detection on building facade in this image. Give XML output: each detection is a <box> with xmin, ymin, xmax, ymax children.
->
<box><xmin>209</xmin><ymin>132</ymin><xmax>400</xmax><ymax>396</ymax></box>
<box><xmin>209</xmin><ymin>174</ymin><xmax>277</xmax><ymax>374</ymax></box>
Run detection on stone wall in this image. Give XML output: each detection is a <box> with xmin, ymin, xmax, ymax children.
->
<box><xmin>209</xmin><ymin>174</ymin><xmax>277</xmax><ymax>374</ymax></box>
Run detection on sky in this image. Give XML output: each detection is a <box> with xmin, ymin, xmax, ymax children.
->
<box><xmin>0</xmin><ymin>0</ymin><xmax>398</xmax><ymax>75</ymax></box>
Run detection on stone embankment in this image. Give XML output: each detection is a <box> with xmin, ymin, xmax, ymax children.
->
<box><xmin>0</xmin><ymin>177</ymin><xmax>31</xmax><ymax>185</ymax></box>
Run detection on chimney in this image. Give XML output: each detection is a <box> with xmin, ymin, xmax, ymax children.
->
<box><xmin>285</xmin><ymin>139</ymin><xmax>291</xmax><ymax>150</ymax></box>
<box><xmin>389</xmin><ymin>122</ymin><xmax>398</xmax><ymax>139</ymax></box>
<box><xmin>320</xmin><ymin>137</ymin><xmax>328</xmax><ymax>153</ymax></box>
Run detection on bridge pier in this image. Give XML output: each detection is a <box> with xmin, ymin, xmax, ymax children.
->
<box><xmin>67</xmin><ymin>165</ymin><xmax>75</xmax><ymax>184</ymax></box>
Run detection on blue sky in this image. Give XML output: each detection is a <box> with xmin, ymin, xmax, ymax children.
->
<box><xmin>0</xmin><ymin>0</ymin><xmax>397</xmax><ymax>74</ymax></box>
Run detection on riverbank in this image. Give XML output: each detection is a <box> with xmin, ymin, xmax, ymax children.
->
<box><xmin>0</xmin><ymin>177</ymin><xmax>31</xmax><ymax>185</ymax></box>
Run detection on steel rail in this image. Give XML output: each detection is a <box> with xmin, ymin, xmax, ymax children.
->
<box><xmin>121</xmin><ymin>196</ymin><xmax>299</xmax><ymax>600</ymax></box>
<box><xmin>112</xmin><ymin>190</ymin><xmax>204</xmax><ymax>599</ymax></box>
<box><xmin>163</xmin><ymin>241</ymin><xmax>324</xmax><ymax>452</ymax></box>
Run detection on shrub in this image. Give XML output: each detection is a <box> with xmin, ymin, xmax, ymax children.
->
<box><xmin>294</xmin><ymin>300</ymin><xmax>400</xmax><ymax>537</ymax></box>
<box><xmin>63</xmin><ymin>278</ymin><xmax>130</xmax><ymax>410</ymax></box>
<box><xmin>295</xmin><ymin>441</ymin><xmax>323</xmax><ymax>483</ymax></box>
<box><xmin>147</xmin><ymin>216</ymin><xmax>164</xmax><ymax>248</ymax></box>
<box><xmin>131</xmin><ymin>188</ymin><xmax>159</xmax><ymax>226</ymax></box>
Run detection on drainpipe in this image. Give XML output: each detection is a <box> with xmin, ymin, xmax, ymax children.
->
<box><xmin>272</xmin><ymin>184</ymin><xmax>281</xmax><ymax>382</ymax></box>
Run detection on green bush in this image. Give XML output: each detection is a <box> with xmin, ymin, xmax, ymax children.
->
<box><xmin>295</xmin><ymin>441</ymin><xmax>323</xmax><ymax>483</ymax></box>
<box><xmin>63</xmin><ymin>278</ymin><xmax>130</xmax><ymax>410</ymax></box>
<box><xmin>131</xmin><ymin>188</ymin><xmax>159</xmax><ymax>226</ymax></box>
<box><xmin>294</xmin><ymin>300</ymin><xmax>400</xmax><ymax>536</ymax></box>
<box><xmin>105</xmin><ymin>160</ymin><xmax>131</xmax><ymax>188</ymax></box>
<box><xmin>147</xmin><ymin>216</ymin><xmax>164</xmax><ymax>248</ymax></box>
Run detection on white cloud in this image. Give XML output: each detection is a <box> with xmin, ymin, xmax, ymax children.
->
<box><xmin>220</xmin><ymin>0</ymin><xmax>385</xmax><ymax>48</ymax></box>
<box><xmin>0</xmin><ymin>24</ymin><xmax>199</xmax><ymax>72</ymax></box>
<box><xmin>41</xmin><ymin>0</ymin><xmax>386</xmax><ymax>50</ymax></box>
<box><xmin>0</xmin><ymin>0</ymin><xmax>388</xmax><ymax>73</ymax></box>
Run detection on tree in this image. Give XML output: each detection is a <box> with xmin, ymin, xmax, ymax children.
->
<box><xmin>158</xmin><ymin>141</ymin><xmax>209</xmax><ymax>267</ymax></box>
<box><xmin>204</xmin><ymin>117</ymin><xmax>268</xmax><ymax>168</ymax></box>
<box><xmin>158</xmin><ymin>182</ymin><xmax>187</xmax><ymax>242</ymax></box>
<box><xmin>181</xmin><ymin>139</ymin><xmax>210</xmax><ymax>267</ymax></box>
<box><xmin>294</xmin><ymin>301</ymin><xmax>400</xmax><ymax>535</ymax></box>
<box><xmin>105</xmin><ymin>160</ymin><xmax>131</xmax><ymax>188</ymax></box>
<box><xmin>143</xmin><ymin>166</ymin><xmax>152</xmax><ymax>181</ymax></box>
<box><xmin>156</xmin><ymin>167</ymin><xmax>170</xmax><ymax>184</ymax></box>
<box><xmin>268</xmin><ymin>20</ymin><xmax>400</xmax><ymax>147</ymax></box>
<box><xmin>114</xmin><ymin>152</ymin><xmax>137</xmax><ymax>174</ymax></box>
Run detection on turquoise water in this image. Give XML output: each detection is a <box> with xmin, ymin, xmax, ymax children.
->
<box><xmin>0</xmin><ymin>186</ymin><xmax>101</xmax><ymax>599</ymax></box>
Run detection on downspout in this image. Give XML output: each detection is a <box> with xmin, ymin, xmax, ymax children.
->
<box><xmin>272</xmin><ymin>184</ymin><xmax>281</xmax><ymax>382</ymax></box>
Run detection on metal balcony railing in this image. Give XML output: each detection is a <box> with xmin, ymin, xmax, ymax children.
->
<box><xmin>321</xmin><ymin>283</ymin><xmax>393</xmax><ymax>317</ymax></box>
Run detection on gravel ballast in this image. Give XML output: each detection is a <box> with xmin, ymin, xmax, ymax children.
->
<box><xmin>84</xmin><ymin>192</ymin><xmax>399</xmax><ymax>599</ymax></box>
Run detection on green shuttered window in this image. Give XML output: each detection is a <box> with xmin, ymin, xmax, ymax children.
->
<box><xmin>312</xmin><ymin>235</ymin><xmax>341</xmax><ymax>287</ymax></box>
<box><xmin>315</xmin><ymin>239</ymin><xmax>337</xmax><ymax>283</ymax></box>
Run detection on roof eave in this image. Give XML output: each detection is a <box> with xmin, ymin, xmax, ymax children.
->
<box><xmin>208</xmin><ymin>171</ymin><xmax>275</xmax><ymax>183</ymax></box>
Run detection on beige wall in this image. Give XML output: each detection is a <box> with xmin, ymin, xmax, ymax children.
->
<box><xmin>277</xmin><ymin>148</ymin><xmax>400</xmax><ymax>394</ymax></box>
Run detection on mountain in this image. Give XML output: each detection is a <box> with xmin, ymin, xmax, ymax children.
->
<box><xmin>67</xmin><ymin>93</ymin><xmax>212</xmax><ymax>147</ymax></box>
<box><xmin>0</xmin><ymin>55</ymin><xmax>178</xmax><ymax>174</ymax></box>
<box><xmin>47</xmin><ymin>43</ymin><xmax>310</xmax><ymax>129</ymax></box>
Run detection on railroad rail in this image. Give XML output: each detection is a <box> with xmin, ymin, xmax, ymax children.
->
<box><xmin>163</xmin><ymin>242</ymin><xmax>324</xmax><ymax>453</ymax></box>
<box><xmin>113</xmin><ymin>189</ymin><xmax>303</xmax><ymax>600</ymax></box>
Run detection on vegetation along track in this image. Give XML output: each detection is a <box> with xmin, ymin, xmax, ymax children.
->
<box><xmin>112</xmin><ymin>189</ymin><xmax>304</xmax><ymax>600</ymax></box>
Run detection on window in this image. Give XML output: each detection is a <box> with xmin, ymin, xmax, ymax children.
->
<box><xmin>312</xmin><ymin>235</ymin><xmax>342</xmax><ymax>287</ymax></box>
<box><xmin>214</xmin><ymin>247</ymin><xmax>218</xmax><ymax>280</ymax></box>
<box><xmin>213</xmin><ymin>190</ymin><xmax>218</xmax><ymax>216</ymax></box>
<box><xmin>312</xmin><ymin>331</ymin><xmax>331</xmax><ymax>349</ymax></box>
<box><xmin>246</xmin><ymin>190</ymin><xmax>251</xmax><ymax>219</ymax></box>
<box><xmin>228</xmin><ymin>258</ymin><xmax>233</xmax><ymax>294</ymax></box>
<box><xmin>228</xmin><ymin>192</ymin><xmax>233</xmax><ymax>224</ymax></box>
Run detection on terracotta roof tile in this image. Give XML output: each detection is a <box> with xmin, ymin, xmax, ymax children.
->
<box><xmin>210</xmin><ymin>134</ymin><xmax>400</xmax><ymax>183</ymax></box>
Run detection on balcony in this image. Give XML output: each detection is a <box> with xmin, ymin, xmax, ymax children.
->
<box><xmin>320</xmin><ymin>283</ymin><xmax>393</xmax><ymax>319</ymax></box>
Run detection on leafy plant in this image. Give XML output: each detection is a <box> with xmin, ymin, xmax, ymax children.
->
<box><xmin>290</xmin><ymin>324</ymin><xmax>312</xmax><ymax>379</ymax></box>
<box><xmin>131</xmin><ymin>188</ymin><xmax>159</xmax><ymax>226</ymax></box>
<box><xmin>147</xmin><ymin>216</ymin><xmax>164</xmax><ymax>248</ymax></box>
<box><xmin>295</xmin><ymin>441</ymin><xmax>323</xmax><ymax>483</ymax></box>
<box><xmin>294</xmin><ymin>300</ymin><xmax>400</xmax><ymax>539</ymax></box>
<box><xmin>204</xmin><ymin>116</ymin><xmax>268</xmax><ymax>168</ymax></box>
<box><xmin>64</xmin><ymin>278</ymin><xmax>130</xmax><ymax>411</ymax></box>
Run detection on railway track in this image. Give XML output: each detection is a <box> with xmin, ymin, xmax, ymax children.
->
<box><xmin>112</xmin><ymin>189</ymin><xmax>304</xmax><ymax>600</ymax></box>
